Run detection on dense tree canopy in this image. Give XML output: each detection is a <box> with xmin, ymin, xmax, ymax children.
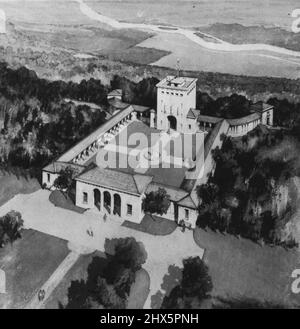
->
<box><xmin>64</xmin><ymin>237</ymin><xmax>147</xmax><ymax>309</ymax></box>
<box><xmin>161</xmin><ymin>257</ymin><xmax>213</xmax><ymax>309</ymax></box>
<box><xmin>142</xmin><ymin>188</ymin><xmax>171</xmax><ymax>218</ymax></box>
<box><xmin>0</xmin><ymin>210</ymin><xmax>23</xmax><ymax>247</ymax></box>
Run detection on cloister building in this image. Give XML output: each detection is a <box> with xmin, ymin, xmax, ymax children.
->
<box><xmin>43</xmin><ymin>75</ymin><xmax>274</xmax><ymax>229</ymax></box>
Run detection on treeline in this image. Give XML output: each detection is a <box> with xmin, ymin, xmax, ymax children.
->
<box><xmin>0</xmin><ymin>64</ymin><xmax>161</xmax><ymax>170</ymax></box>
<box><xmin>1</xmin><ymin>61</ymin><xmax>300</xmax><ymax>174</ymax></box>
<box><xmin>0</xmin><ymin>62</ymin><xmax>109</xmax><ymax>169</ymax></box>
<box><xmin>197</xmin><ymin>125</ymin><xmax>299</xmax><ymax>247</ymax></box>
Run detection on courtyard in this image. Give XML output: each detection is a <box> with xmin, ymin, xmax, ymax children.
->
<box><xmin>0</xmin><ymin>189</ymin><xmax>204</xmax><ymax>309</ymax></box>
<box><xmin>0</xmin><ymin>186</ymin><xmax>300</xmax><ymax>308</ymax></box>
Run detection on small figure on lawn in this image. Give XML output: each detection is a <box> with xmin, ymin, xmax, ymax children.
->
<box><xmin>103</xmin><ymin>213</ymin><xmax>107</xmax><ymax>222</ymax></box>
<box><xmin>38</xmin><ymin>289</ymin><xmax>45</xmax><ymax>301</ymax></box>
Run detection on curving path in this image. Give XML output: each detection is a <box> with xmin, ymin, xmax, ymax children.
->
<box><xmin>76</xmin><ymin>0</ymin><xmax>300</xmax><ymax>62</ymax></box>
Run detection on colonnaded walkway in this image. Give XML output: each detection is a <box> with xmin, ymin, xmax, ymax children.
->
<box><xmin>0</xmin><ymin>190</ymin><xmax>204</xmax><ymax>309</ymax></box>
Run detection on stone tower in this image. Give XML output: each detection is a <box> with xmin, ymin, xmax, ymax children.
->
<box><xmin>155</xmin><ymin>76</ymin><xmax>197</xmax><ymax>133</ymax></box>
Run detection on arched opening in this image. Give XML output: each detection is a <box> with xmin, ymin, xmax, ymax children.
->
<box><xmin>93</xmin><ymin>189</ymin><xmax>101</xmax><ymax>211</ymax></box>
<box><xmin>104</xmin><ymin>191</ymin><xmax>111</xmax><ymax>214</ymax></box>
<box><xmin>167</xmin><ymin>115</ymin><xmax>177</xmax><ymax>130</ymax></box>
<box><xmin>113</xmin><ymin>194</ymin><xmax>121</xmax><ymax>217</ymax></box>
<box><xmin>266</xmin><ymin>112</ymin><xmax>271</xmax><ymax>125</ymax></box>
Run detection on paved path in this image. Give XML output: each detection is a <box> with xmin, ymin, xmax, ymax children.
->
<box><xmin>0</xmin><ymin>190</ymin><xmax>204</xmax><ymax>309</ymax></box>
<box><xmin>25</xmin><ymin>250</ymin><xmax>80</xmax><ymax>309</ymax></box>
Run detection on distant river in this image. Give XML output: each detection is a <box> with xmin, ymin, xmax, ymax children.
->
<box><xmin>76</xmin><ymin>0</ymin><xmax>300</xmax><ymax>60</ymax></box>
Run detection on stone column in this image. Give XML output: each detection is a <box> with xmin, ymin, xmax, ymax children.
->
<box><xmin>150</xmin><ymin>109</ymin><xmax>156</xmax><ymax>128</ymax></box>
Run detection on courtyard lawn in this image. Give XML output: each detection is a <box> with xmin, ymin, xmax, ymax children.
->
<box><xmin>194</xmin><ymin>228</ymin><xmax>300</xmax><ymax>308</ymax></box>
<box><xmin>122</xmin><ymin>214</ymin><xmax>177</xmax><ymax>236</ymax></box>
<box><xmin>0</xmin><ymin>172</ymin><xmax>40</xmax><ymax>207</ymax></box>
<box><xmin>0</xmin><ymin>229</ymin><xmax>69</xmax><ymax>309</ymax></box>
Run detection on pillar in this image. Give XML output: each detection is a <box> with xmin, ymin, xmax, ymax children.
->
<box><xmin>150</xmin><ymin>109</ymin><xmax>156</xmax><ymax>128</ymax></box>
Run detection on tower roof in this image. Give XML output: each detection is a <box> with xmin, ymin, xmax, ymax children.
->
<box><xmin>156</xmin><ymin>76</ymin><xmax>197</xmax><ymax>91</ymax></box>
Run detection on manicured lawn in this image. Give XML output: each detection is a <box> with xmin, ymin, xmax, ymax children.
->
<box><xmin>0</xmin><ymin>229</ymin><xmax>69</xmax><ymax>309</ymax></box>
<box><xmin>122</xmin><ymin>214</ymin><xmax>177</xmax><ymax>236</ymax></box>
<box><xmin>127</xmin><ymin>269</ymin><xmax>150</xmax><ymax>309</ymax></box>
<box><xmin>194</xmin><ymin>228</ymin><xmax>300</xmax><ymax>308</ymax></box>
<box><xmin>0</xmin><ymin>172</ymin><xmax>40</xmax><ymax>207</ymax></box>
<box><xmin>49</xmin><ymin>190</ymin><xmax>86</xmax><ymax>214</ymax></box>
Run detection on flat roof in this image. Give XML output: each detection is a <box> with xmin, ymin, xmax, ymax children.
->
<box><xmin>156</xmin><ymin>76</ymin><xmax>197</xmax><ymax>91</ymax></box>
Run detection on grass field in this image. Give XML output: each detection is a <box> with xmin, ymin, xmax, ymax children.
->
<box><xmin>0</xmin><ymin>171</ymin><xmax>40</xmax><ymax>207</ymax></box>
<box><xmin>87</xmin><ymin>0</ymin><xmax>299</xmax><ymax>30</ymax></box>
<box><xmin>127</xmin><ymin>268</ymin><xmax>150</xmax><ymax>309</ymax></box>
<box><xmin>23</xmin><ymin>26</ymin><xmax>152</xmax><ymax>54</ymax></box>
<box><xmin>0</xmin><ymin>229</ymin><xmax>69</xmax><ymax>309</ymax></box>
<box><xmin>194</xmin><ymin>228</ymin><xmax>300</xmax><ymax>307</ymax></box>
<box><xmin>137</xmin><ymin>32</ymin><xmax>300</xmax><ymax>79</ymax></box>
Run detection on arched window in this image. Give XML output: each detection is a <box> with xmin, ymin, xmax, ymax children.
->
<box><xmin>104</xmin><ymin>191</ymin><xmax>111</xmax><ymax>214</ymax></box>
<box><xmin>113</xmin><ymin>194</ymin><xmax>121</xmax><ymax>217</ymax></box>
<box><xmin>93</xmin><ymin>189</ymin><xmax>101</xmax><ymax>211</ymax></box>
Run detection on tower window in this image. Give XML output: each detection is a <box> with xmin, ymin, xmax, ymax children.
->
<box><xmin>83</xmin><ymin>192</ymin><xmax>88</xmax><ymax>204</ymax></box>
<box><xmin>188</xmin><ymin>124</ymin><xmax>192</xmax><ymax>130</ymax></box>
<box><xmin>127</xmin><ymin>204</ymin><xmax>133</xmax><ymax>216</ymax></box>
<box><xmin>47</xmin><ymin>173</ymin><xmax>50</xmax><ymax>183</ymax></box>
<box><xmin>185</xmin><ymin>209</ymin><xmax>189</xmax><ymax>220</ymax></box>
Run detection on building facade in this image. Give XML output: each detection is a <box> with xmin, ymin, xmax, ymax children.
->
<box><xmin>156</xmin><ymin>76</ymin><xmax>198</xmax><ymax>133</ymax></box>
<box><xmin>42</xmin><ymin>75</ymin><xmax>274</xmax><ymax>230</ymax></box>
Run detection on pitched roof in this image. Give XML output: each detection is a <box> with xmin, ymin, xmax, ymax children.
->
<box><xmin>227</xmin><ymin>112</ymin><xmax>261</xmax><ymax>126</ymax></box>
<box><xmin>198</xmin><ymin>114</ymin><xmax>223</xmax><ymax>124</ymax></box>
<box><xmin>177</xmin><ymin>194</ymin><xmax>197</xmax><ymax>209</ymax></box>
<box><xmin>132</xmin><ymin>104</ymin><xmax>151</xmax><ymax>113</ymax></box>
<box><xmin>43</xmin><ymin>161</ymin><xmax>86</xmax><ymax>174</ymax></box>
<box><xmin>187</xmin><ymin>108</ymin><xmax>200</xmax><ymax>119</ymax></box>
<box><xmin>108</xmin><ymin>89</ymin><xmax>122</xmax><ymax>96</ymax></box>
<box><xmin>75</xmin><ymin>166</ymin><xmax>152</xmax><ymax>195</ymax></box>
<box><xmin>250</xmin><ymin>101</ymin><xmax>273</xmax><ymax>113</ymax></box>
<box><xmin>145</xmin><ymin>182</ymin><xmax>189</xmax><ymax>202</ymax></box>
<box><xmin>108</xmin><ymin>98</ymin><xmax>129</xmax><ymax>110</ymax></box>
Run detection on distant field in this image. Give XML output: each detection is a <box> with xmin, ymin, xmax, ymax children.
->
<box><xmin>87</xmin><ymin>0</ymin><xmax>299</xmax><ymax>30</ymax></box>
<box><xmin>137</xmin><ymin>32</ymin><xmax>300</xmax><ymax>79</ymax></box>
<box><xmin>0</xmin><ymin>0</ymin><xmax>94</xmax><ymax>26</ymax></box>
<box><xmin>106</xmin><ymin>46</ymin><xmax>170</xmax><ymax>65</ymax></box>
<box><xmin>201</xmin><ymin>24</ymin><xmax>300</xmax><ymax>52</ymax></box>
<box><xmin>23</xmin><ymin>26</ymin><xmax>152</xmax><ymax>54</ymax></box>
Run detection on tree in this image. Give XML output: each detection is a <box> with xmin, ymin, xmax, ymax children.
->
<box><xmin>64</xmin><ymin>237</ymin><xmax>147</xmax><ymax>309</ymax></box>
<box><xmin>197</xmin><ymin>183</ymin><xmax>219</xmax><ymax>205</ymax></box>
<box><xmin>0</xmin><ymin>210</ymin><xmax>24</xmax><ymax>246</ymax></box>
<box><xmin>142</xmin><ymin>188</ymin><xmax>170</xmax><ymax>219</ymax></box>
<box><xmin>113</xmin><ymin>237</ymin><xmax>147</xmax><ymax>272</ymax></box>
<box><xmin>54</xmin><ymin>166</ymin><xmax>78</xmax><ymax>196</ymax></box>
<box><xmin>162</xmin><ymin>256</ymin><xmax>213</xmax><ymax>309</ymax></box>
